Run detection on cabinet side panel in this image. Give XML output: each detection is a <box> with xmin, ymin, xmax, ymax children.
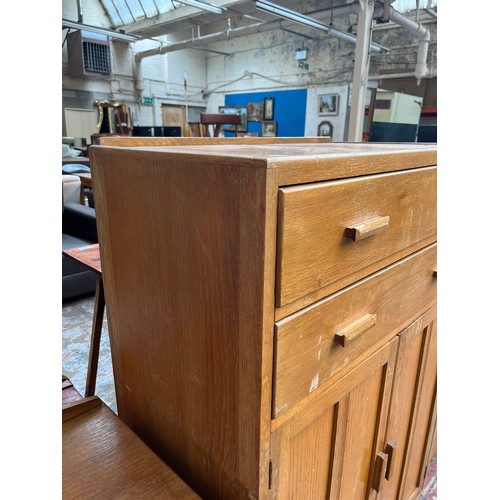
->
<box><xmin>91</xmin><ymin>149</ymin><xmax>276</xmax><ymax>499</ymax></box>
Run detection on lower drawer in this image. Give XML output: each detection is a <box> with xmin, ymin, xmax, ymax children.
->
<box><xmin>272</xmin><ymin>244</ymin><xmax>437</xmax><ymax>418</ymax></box>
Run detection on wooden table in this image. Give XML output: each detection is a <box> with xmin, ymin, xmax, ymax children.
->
<box><xmin>63</xmin><ymin>244</ymin><xmax>104</xmax><ymax>397</ymax></box>
<box><xmin>75</xmin><ymin>172</ymin><xmax>92</xmax><ymax>205</ymax></box>
<box><xmin>63</xmin><ymin>397</ymin><xmax>200</xmax><ymax>499</ymax></box>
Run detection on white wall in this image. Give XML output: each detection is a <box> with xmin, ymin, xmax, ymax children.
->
<box><xmin>62</xmin><ymin>0</ymin><xmax>208</xmax><ymax>127</ymax></box>
<box><xmin>62</xmin><ymin>2</ymin><xmax>437</xmax><ymax>133</ymax></box>
<box><xmin>305</xmin><ymin>85</ymin><xmax>349</xmax><ymax>141</ymax></box>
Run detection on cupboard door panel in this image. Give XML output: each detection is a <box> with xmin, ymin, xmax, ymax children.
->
<box><xmin>378</xmin><ymin>306</ymin><xmax>437</xmax><ymax>499</ymax></box>
<box><xmin>333</xmin><ymin>372</ymin><xmax>389</xmax><ymax>500</ymax></box>
<box><xmin>271</xmin><ymin>339</ymin><xmax>398</xmax><ymax>499</ymax></box>
<box><xmin>399</xmin><ymin>309</ymin><xmax>437</xmax><ymax>499</ymax></box>
<box><xmin>287</xmin><ymin>407</ymin><xmax>335</xmax><ymax>499</ymax></box>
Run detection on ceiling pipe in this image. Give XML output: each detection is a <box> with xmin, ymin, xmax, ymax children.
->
<box><xmin>135</xmin><ymin>2</ymin><xmax>366</xmax><ymax>60</ymax></box>
<box><xmin>386</xmin><ymin>6</ymin><xmax>432</xmax><ymax>83</ymax></box>
<box><xmin>76</xmin><ymin>0</ymin><xmax>84</xmax><ymax>23</ymax></box>
<box><xmin>133</xmin><ymin>1</ymin><xmax>434</xmax><ymax>84</ymax></box>
<box><xmin>369</xmin><ymin>67</ymin><xmax>436</xmax><ymax>80</ymax></box>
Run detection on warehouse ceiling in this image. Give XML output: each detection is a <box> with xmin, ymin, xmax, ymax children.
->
<box><xmin>95</xmin><ymin>0</ymin><xmax>437</xmax><ymax>39</ymax></box>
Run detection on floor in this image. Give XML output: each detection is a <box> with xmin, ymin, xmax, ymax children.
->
<box><xmin>62</xmin><ymin>295</ymin><xmax>437</xmax><ymax>498</ymax></box>
<box><xmin>62</xmin><ymin>295</ymin><xmax>116</xmax><ymax>413</ymax></box>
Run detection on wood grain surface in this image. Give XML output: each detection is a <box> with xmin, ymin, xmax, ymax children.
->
<box><xmin>273</xmin><ymin>244</ymin><xmax>437</xmax><ymax>419</ymax></box>
<box><xmin>91</xmin><ymin>143</ymin><xmax>437</xmax><ymax>188</ymax></box>
<box><xmin>89</xmin><ymin>142</ymin><xmax>437</xmax><ymax>499</ymax></box>
<box><xmin>270</xmin><ymin>338</ymin><xmax>399</xmax><ymax>500</ymax></box>
<box><xmin>276</xmin><ymin>166</ymin><xmax>437</xmax><ymax>307</ymax></box>
<box><xmin>91</xmin><ymin>148</ymin><xmax>279</xmax><ymax>499</ymax></box>
<box><xmin>376</xmin><ymin>306</ymin><xmax>437</xmax><ymax>499</ymax></box>
<box><xmin>63</xmin><ymin>397</ymin><xmax>200</xmax><ymax>499</ymax></box>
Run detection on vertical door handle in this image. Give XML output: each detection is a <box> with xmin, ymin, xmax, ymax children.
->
<box><xmin>385</xmin><ymin>441</ymin><xmax>397</xmax><ymax>480</ymax></box>
<box><xmin>372</xmin><ymin>451</ymin><xmax>388</xmax><ymax>492</ymax></box>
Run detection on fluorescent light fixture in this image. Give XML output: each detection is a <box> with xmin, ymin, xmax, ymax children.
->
<box><xmin>174</xmin><ymin>0</ymin><xmax>223</xmax><ymax>14</ymax></box>
<box><xmin>256</xmin><ymin>0</ymin><xmax>330</xmax><ymax>32</ymax></box>
<box><xmin>255</xmin><ymin>0</ymin><xmax>384</xmax><ymax>52</ymax></box>
<box><xmin>62</xmin><ymin>19</ymin><xmax>139</xmax><ymax>42</ymax></box>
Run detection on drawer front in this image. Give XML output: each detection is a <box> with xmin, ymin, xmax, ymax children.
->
<box><xmin>276</xmin><ymin>167</ymin><xmax>436</xmax><ymax>308</ymax></box>
<box><xmin>272</xmin><ymin>244</ymin><xmax>437</xmax><ymax>418</ymax></box>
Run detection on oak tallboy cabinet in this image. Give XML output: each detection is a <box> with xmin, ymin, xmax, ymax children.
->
<box><xmin>91</xmin><ymin>142</ymin><xmax>437</xmax><ymax>500</ymax></box>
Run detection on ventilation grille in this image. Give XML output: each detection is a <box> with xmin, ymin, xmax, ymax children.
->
<box><xmin>82</xmin><ymin>41</ymin><xmax>111</xmax><ymax>74</ymax></box>
<box><xmin>67</xmin><ymin>30</ymin><xmax>111</xmax><ymax>79</ymax></box>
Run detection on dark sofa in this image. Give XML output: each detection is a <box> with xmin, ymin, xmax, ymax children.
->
<box><xmin>62</xmin><ymin>200</ymin><xmax>99</xmax><ymax>301</ymax></box>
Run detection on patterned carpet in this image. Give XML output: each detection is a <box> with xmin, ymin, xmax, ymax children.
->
<box><xmin>62</xmin><ymin>295</ymin><xmax>116</xmax><ymax>413</ymax></box>
<box><xmin>61</xmin><ymin>295</ymin><xmax>436</xmax><ymax>498</ymax></box>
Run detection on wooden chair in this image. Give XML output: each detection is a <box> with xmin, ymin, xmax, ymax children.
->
<box><xmin>200</xmin><ymin>113</ymin><xmax>242</xmax><ymax>137</ymax></box>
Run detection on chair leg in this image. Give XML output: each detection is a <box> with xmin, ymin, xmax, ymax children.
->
<box><xmin>85</xmin><ymin>275</ymin><xmax>105</xmax><ymax>397</ymax></box>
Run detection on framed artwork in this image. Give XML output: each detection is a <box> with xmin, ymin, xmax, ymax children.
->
<box><xmin>247</xmin><ymin>102</ymin><xmax>264</xmax><ymax>122</ymax></box>
<box><xmin>318</xmin><ymin>120</ymin><xmax>333</xmax><ymax>138</ymax></box>
<box><xmin>262</xmin><ymin>121</ymin><xmax>277</xmax><ymax>137</ymax></box>
<box><xmin>218</xmin><ymin>106</ymin><xmax>248</xmax><ymax>132</ymax></box>
<box><xmin>318</xmin><ymin>94</ymin><xmax>339</xmax><ymax>116</ymax></box>
<box><xmin>264</xmin><ymin>97</ymin><xmax>274</xmax><ymax>120</ymax></box>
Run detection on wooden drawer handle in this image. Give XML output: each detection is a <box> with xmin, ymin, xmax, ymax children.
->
<box><xmin>385</xmin><ymin>441</ymin><xmax>397</xmax><ymax>480</ymax></box>
<box><xmin>333</xmin><ymin>313</ymin><xmax>377</xmax><ymax>347</ymax></box>
<box><xmin>432</xmin><ymin>269</ymin><xmax>437</xmax><ymax>278</ymax></box>
<box><xmin>345</xmin><ymin>215</ymin><xmax>390</xmax><ymax>241</ymax></box>
<box><xmin>372</xmin><ymin>451</ymin><xmax>388</xmax><ymax>492</ymax></box>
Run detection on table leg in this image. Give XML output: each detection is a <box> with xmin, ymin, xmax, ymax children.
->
<box><xmin>85</xmin><ymin>275</ymin><xmax>105</xmax><ymax>397</ymax></box>
<box><xmin>79</xmin><ymin>184</ymin><xmax>86</xmax><ymax>205</ymax></box>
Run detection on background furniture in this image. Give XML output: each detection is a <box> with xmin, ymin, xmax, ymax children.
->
<box><xmin>96</xmin><ymin>136</ymin><xmax>332</xmax><ymax>146</ymax></box>
<box><xmin>91</xmin><ymin>142</ymin><xmax>437</xmax><ymax>499</ymax></box>
<box><xmin>62</xmin><ymin>374</ymin><xmax>83</xmax><ymax>406</ymax></box>
<box><xmin>200</xmin><ymin>112</ymin><xmax>242</xmax><ymax>137</ymax></box>
<box><xmin>62</xmin><ymin>185</ymin><xmax>99</xmax><ymax>301</ymax></box>
<box><xmin>62</xmin><ymin>164</ymin><xmax>92</xmax><ymax>205</ymax></box>
<box><xmin>63</xmin><ymin>108</ymin><xmax>98</xmax><ymax>146</ymax></box>
<box><xmin>62</xmin><ymin>175</ymin><xmax>81</xmax><ymax>204</ymax></box>
<box><xmin>369</xmin><ymin>90</ymin><xmax>423</xmax><ymax>142</ymax></box>
<box><xmin>63</xmin><ymin>244</ymin><xmax>103</xmax><ymax>397</ymax></box>
<box><xmin>63</xmin><ymin>396</ymin><xmax>200</xmax><ymax>499</ymax></box>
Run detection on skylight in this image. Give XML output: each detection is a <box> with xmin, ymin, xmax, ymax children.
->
<box><xmin>100</xmin><ymin>0</ymin><xmax>437</xmax><ymax>28</ymax></box>
<box><xmin>100</xmin><ymin>0</ymin><xmax>175</xmax><ymax>27</ymax></box>
<box><xmin>392</xmin><ymin>0</ymin><xmax>437</xmax><ymax>12</ymax></box>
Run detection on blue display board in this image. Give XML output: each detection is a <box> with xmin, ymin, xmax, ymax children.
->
<box><xmin>224</xmin><ymin>89</ymin><xmax>307</xmax><ymax>137</ymax></box>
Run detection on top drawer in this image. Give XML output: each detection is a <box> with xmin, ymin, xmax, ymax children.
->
<box><xmin>276</xmin><ymin>166</ymin><xmax>436</xmax><ymax>308</ymax></box>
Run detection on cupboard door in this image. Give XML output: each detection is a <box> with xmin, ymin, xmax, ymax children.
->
<box><xmin>377</xmin><ymin>306</ymin><xmax>437</xmax><ymax>499</ymax></box>
<box><xmin>270</xmin><ymin>338</ymin><xmax>398</xmax><ymax>500</ymax></box>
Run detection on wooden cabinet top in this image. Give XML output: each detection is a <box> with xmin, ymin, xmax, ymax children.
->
<box><xmin>91</xmin><ymin>142</ymin><xmax>437</xmax><ymax>185</ymax></box>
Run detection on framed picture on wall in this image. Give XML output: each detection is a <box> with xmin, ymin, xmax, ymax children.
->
<box><xmin>247</xmin><ymin>102</ymin><xmax>264</xmax><ymax>122</ymax></box>
<box><xmin>264</xmin><ymin>97</ymin><xmax>274</xmax><ymax>120</ymax></box>
<box><xmin>218</xmin><ymin>106</ymin><xmax>248</xmax><ymax>132</ymax></box>
<box><xmin>262</xmin><ymin>121</ymin><xmax>277</xmax><ymax>137</ymax></box>
<box><xmin>318</xmin><ymin>94</ymin><xmax>339</xmax><ymax>116</ymax></box>
<box><xmin>318</xmin><ymin>120</ymin><xmax>333</xmax><ymax>138</ymax></box>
